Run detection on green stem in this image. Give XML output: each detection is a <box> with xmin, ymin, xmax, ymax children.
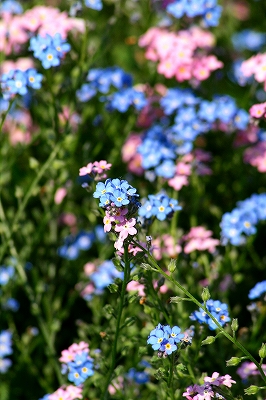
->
<box><xmin>131</xmin><ymin>239</ymin><xmax>266</xmax><ymax>384</ymax></box>
<box><xmin>100</xmin><ymin>244</ymin><xmax>130</xmax><ymax>400</ymax></box>
<box><xmin>168</xmin><ymin>353</ymin><xmax>175</xmax><ymax>400</ymax></box>
<box><xmin>0</xmin><ymin>98</ymin><xmax>15</xmax><ymax>133</ymax></box>
<box><xmin>0</xmin><ymin>141</ymin><xmax>61</xmax><ymax>264</ymax></box>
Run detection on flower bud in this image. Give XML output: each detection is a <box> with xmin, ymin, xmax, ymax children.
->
<box><xmin>170</xmin><ymin>296</ymin><xmax>185</xmax><ymax>304</ymax></box>
<box><xmin>141</xmin><ymin>263</ymin><xmax>152</xmax><ymax>271</ymax></box>
<box><xmin>244</xmin><ymin>385</ymin><xmax>260</xmax><ymax>395</ymax></box>
<box><xmin>168</xmin><ymin>259</ymin><xmax>176</xmax><ymax>273</ymax></box>
<box><xmin>231</xmin><ymin>318</ymin><xmax>239</xmax><ymax>332</ymax></box>
<box><xmin>226</xmin><ymin>357</ymin><xmax>241</xmax><ymax>366</ymax></box>
<box><xmin>108</xmin><ymin>283</ymin><xmax>119</xmax><ymax>293</ymax></box>
<box><xmin>259</xmin><ymin>343</ymin><xmax>266</xmax><ymax>359</ymax></box>
<box><xmin>201</xmin><ymin>287</ymin><xmax>210</xmax><ymax>302</ymax></box>
<box><xmin>201</xmin><ymin>336</ymin><xmax>216</xmax><ymax>346</ymax></box>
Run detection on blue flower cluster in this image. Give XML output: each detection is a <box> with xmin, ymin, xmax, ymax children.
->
<box><xmin>62</xmin><ymin>351</ymin><xmax>94</xmax><ymax>385</ymax></box>
<box><xmin>126</xmin><ymin>361</ymin><xmax>151</xmax><ymax>384</ymax></box>
<box><xmin>58</xmin><ymin>231</ymin><xmax>95</xmax><ymax>260</ymax></box>
<box><xmin>190</xmin><ymin>299</ymin><xmax>231</xmax><ymax>330</ymax></box>
<box><xmin>220</xmin><ymin>193</ymin><xmax>266</xmax><ymax>246</ymax></box>
<box><xmin>1</xmin><ymin>68</ymin><xmax>43</xmax><ymax>100</ymax></box>
<box><xmin>0</xmin><ymin>265</ymin><xmax>15</xmax><ymax>286</ymax></box>
<box><xmin>77</xmin><ymin>67</ymin><xmax>147</xmax><ymax>112</ymax></box>
<box><xmin>137</xmin><ymin>90</ymin><xmax>249</xmax><ymax>178</ymax></box>
<box><xmin>29</xmin><ymin>33</ymin><xmax>71</xmax><ymax>69</ymax></box>
<box><xmin>0</xmin><ymin>331</ymin><xmax>12</xmax><ymax>373</ymax></box>
<box><xmin>166</xmin><ymin>0</ymin><xmax>222</xmax><ymax>27</ymax></box>
<box><xmin>85</xmin><ymin>0</ymin><xmax>103</xmax><ymax>11</ymax></box>
<box><xmin>0</xmin><ymin>0</ymin><xmax>23</xmax><ymax>14</ymax></box>
<box><xmin>138</xmin><ymin>192</ymin><xmax>182</xmax><ymax>221</ymax></box>
<box><xmin>83</xmin><ymin>260</ymin><xmax>124</xmax><ymax>301</ymax></box>
<box><xmin>248</xmin><ymin>280</ymin><xmax>266</xmax><ymax>300</ymax></box>
<box><xmin>93</xmin><ymin>178</ymin><xmax>140</xmax><ymax>209</ymax></box>
<box><xmin>147</xmin><ymin>324</ymin><xmax>184</xmax><ymax>355</ymax></box>
<box><xmin>232</xmin><ymin>29</ymin><xmax>266</xmax><ymax>51</ymax></box>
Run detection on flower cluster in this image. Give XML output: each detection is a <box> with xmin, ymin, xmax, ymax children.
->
<box><xmin>138</xmin><ymin>192</ymin><xmax>182</xmax><ymax>221</ymax></box>
<box><xmin>139</xmin><ymin>26</ymin><xmax>223</xmax><ymax>83</ymax></box>
<box><xmin>59</xmin><ymin>342</ymin><xmax>94</xmax><ymax>386</ymax></box>
<box><xmin>220</xmin><ymin>193</ymin><xmax>266</xmax><ymax>245</ymax></box>
<box><xmin>137</xmin><ymin>90</ymin><xmax>249</xmax><ymax>179</ymax></box>
<box><xmin>0</xmin><ymin>0</ymin><xmax>23</xmax><ymax>14</ymax></box>
<box><xmin>166</xmin><ymin>0</ymin><xmax>222</xmax><ymax>27</ymax></box>
<box><xmin>1</xmin><ymin>68</ymin><xmax>43</xmax><ymax>99</ymax></box>
<box><xmin>93</xmin><ymin>178</ymin><xmax>141</xmax><ymax>250</ymax></box>
<box><xmin>181</xmin><ymin>226</ymin><xmax>220</xmax><ymax>254</ymax></box>
<box><xmin>237</xmin><ymin>361</ymin><xmax>266</xmax><ymax>380</ymax></box>
<box><xmin>29</xmin><ymin>33</ymin><xmax>71</xmax><ymax>69</ymax></box>
<box><xmin>79</xmin><ymin>160</ymin><xmax>112</xmax><ymax>181</ymax></box>
<box><xmin>147</xmin><ymin>323</ymin><xmax>185</xmax><ymax>356</ymax></box>
<box><xmin>0</xmin><ymin>5</ymin><xmax>83</xmax><ymax>55</ymax></box>
<box><xmin>232</xmin><ymin>29</ymin><xmax>266</xmax><ymax>52</ymax></box>
<box><xmin>81</xmin><ymin>260</ymin><xmax>124</xmax><ymax>301</ymax></box>
<box><xmin>248</xmin><ymin>280</ymin><xmax>266</xmax><ymax>300</ymax></box>
<box><xmin>57</xmin><ymin>231</ymin><xmax>95</xmax><ymax>260</ymax></box>
<box><xmin>190</xmin><ymin>299</ymin><xmax>231</xmax><ymax>330</ymax></box>
<box><xmin>0</xmin><ymin>330</ymin><xmax>12</xmax><ymax>373</ymax></box>
<box><xmin>183</xmin><ymin>372</ymin><xmax>236</xmax><ymax>400</ymax></box>
<box><xmin>77</xmin><ymin>66</ymin><xmax>147</xmax><ymax>112</ymax></box>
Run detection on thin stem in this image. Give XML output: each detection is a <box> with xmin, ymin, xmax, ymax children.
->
<box><xmin>168</xmin><ymin>353</ymin><xmax>175</xmax><ymax>400</ymax></box>
<box><xmin>0</xmin><ymin>141</ymin><xmax>61</xmax><ymax>264</ymax></box>
<box><xmin>131</xmin><ymin>239</ymin><xmax>266</xmax><ymax>384</ymax></box>
<box><xmin>100</xmin><ymin>244</ymin><xmax>130</xmax><ymax>400</ymax></box>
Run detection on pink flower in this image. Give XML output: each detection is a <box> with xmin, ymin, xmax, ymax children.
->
<box><xmin>49</xmin><ymin>388</ymin><xmax>70</xmax><ymax>400</ymax></box>
<box><xmin>93</xmin><ymin>160</ymin><xmax>112</xmax><ymax>174</ymax></box>
<box><xmin>54</xmin><ymin>188</ymin><xmax>67</xmax><ymax>204</ymax></box>
<box><xmin>127</xmin><ymin>281</ymin><xmax>145</xmax><ymax>296</ymax></box>
<box><xmin>221</xmin><ymin>374</ymin><xmax>236</xmax><ymax>388</ymax></box>
<box><xmin>249</xmin><ymin>102</ymin><xmax>266</xmax><ymax>118</ymax></box>
<box><xmin>79</xmin><ymin>163</ymin><xmax>94</xmax><ymax>176</ymax></box>
<box><xmin>84</xmin><ymin>262</ymin><xmax>96</xmax><ymax>275</ymax></box>
<box><xmin>182</xmin><ymin>227</ymin><xmax>220</xmax><ymax>253</ymax></box>
<box><xmin>168</xmin><ymin>175</ymin><xmax>189</xmax><ymax>191</ymax></box>
<box><xmin>115</xmin><ymin>218</ymin><xmax>137</xmax><ymax>240</ymax></box>
<box><xmin>59</xmin><ymin>342</ymin><xmax>89</xmax><ymax>363</ymax></box>
<box><xmin>204</xmin><ymin>372</ymin><xmax>223</xmax><ymax>386</ymax></box>
<box><xmin>65</xmin><ymin>385</ymin><xmax>83</xmax><ymax>399</ymax></box>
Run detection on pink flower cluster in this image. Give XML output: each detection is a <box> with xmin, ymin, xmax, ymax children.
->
<box><xmin>0</xmin><ymin>5</ymin><xmax>84</xmax><ymax>55</ymax></box>
<box><xmin>103</xmin><ymin>207</ymin><xmax>138</xmax><ymax>251</ymax></box>
<box><xmin>244</xmin><ymin>141</ymin><xmax>266</xmax><ymax>172</ymax></box>
<box><xmin>182</xmin><ymin>226</ymin><xmax>220</xmax><ymax>254</ymax></box>
<box><xmin>183</xmin><ymin>372</ymin><xmax>236</xmax><ymax>400</ymax></box>
<box><xmin>237</xmin><ymin>361</ymin><xmax>266</xmax><ymax>380</ymax></box>
<box><xmin>151</xmin><ymin>234</ymin><xmax>182</xmax><ymax>260</ymax></box>
<box><xmin>241</xmin><ymin>53</ymin><xmax>266</xmax><ymax>88</ymax></box>
<box><xmin>168</xmin><ymin>150</ymin><xmax>212</xmax><ymax>191</ymax></box>
<box><xmin>2</xmin><ymin>108</ymin><xmax>35</xmax><ymax>145</ymax></box>
<box><xmin>122</xmin><ymin>133</ymin><xmax>144</xmax><ymax>176</ymax></box>
<box><xmin>49</xmin><ymin>385</ymin><xmax>82</xmax><ymax>400</ymax></box>
<box><xmin>59</xmin><ymin>341</ymin><xmax>89</xmax><ymax>364</ymax></box>
<box><xmin>79</xmin><ymin>160</ymin><xmax>112</xmax><ymax>180</ymax></box>
<box><xmin>139</xmin><ymin>26</ymin><xmax>223</xmax><ymax>83</ymax></box>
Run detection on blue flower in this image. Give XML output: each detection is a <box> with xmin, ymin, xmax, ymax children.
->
<box><xmin>29</xmin><ymin>34</ymin><xmax>71</xmax><ymax>69</ymax></box>
<box><xmin>0</xmin><ymin>265</ymin><xmax>15</xmax><ymax>286</ymax></box>
<box><xmin>248</xmin><ymin>280</ymin><xmax>266</xmax><ymax>300</ymax></box>
<box><xmin>147</xmin><ymin>324</ymin><xmax>185</xmax><ymax>355</ymax></box>
<box><xmin>84</xmin><ymin>0</ymin><xmax>103</xmax><ymax>11</ymax></box>
<box><xmin>67</xmin><ymin>352</ymin><xmax>94</xmax><ymax>385</ymax></box>
<box><xmin>26</xmin><ymin>68</ymin><xmax>43</xmax><ymax>89</ymax></box>
<box><xmin>0</xmin><ymin>0</ymin><xmax>23</xmax><ymax>14</ymax></box>
<box><xmin>190</xmin><ymin>299</ymin><xmax>231</xmax><ymax>330</ymax></box>
<box><xmin>0</xmin><ymin>358</ymin><xmax>12</xmax><ymax>373</ymax></box>
<box><xmin>139</xmin><ymin>192</ymin><xmax>182</xmax><ymax>222</ymax></box>
<box><xmin>0</xmin><ymin>331</ymin><xmax>12</xmax><ymax>358</ymax></box>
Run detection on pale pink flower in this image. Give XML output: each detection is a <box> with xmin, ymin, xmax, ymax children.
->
<box><xmin>176</xmin><ymin>162</ymin><xmax>191</xmax><ymax>176</ymax></box>
<box><xmin>108</xmin><ymin>376</ymin><xmax>124</xmax><ymax>395</ymax></box>
<box><xmin>103</xmin><ymin>213</ymin><xmax>114</xmax><ymax>232</ymax></box>
<box><xmin>84</xmin><ymin>262</ymin><xmax>96</xmax><ymax>275</ymax></box>
<box><xmin>122</xmin><ymin>133</ymin><xmax>142</xmax><ymax>162</ymax></box>
<box><xmin>204</xmin><ymin>372</ymin><xmax>223</xmax><ymax>386</ymax></box>
<box><xmin>79</xmin><ymin>163</ymin><xmax>94</xmax><ymax>176</ymax></box>
<box><xmin>59</xmin><ymin>342</ymin><xmax>89</xmax><ymax>363</ymax></box>
<box><xmin>115</xmin><ymin>218</ymin><xmax>137</xmax><ymax>240</ymax></box>
<box><xmin>54</xmin><ymin>188</ymin><xmax>67</xmax><ymax>204</ymax></box>
<box><xmin>93</xmin><ymin>160</ymin><xmax>112</xmax><ymax>174</ymax></box>
<box><xmin>114</xmin><ymin>238</ymin><xmax>124</xmax><ymax>251</ymax></box>
<box><xmin>127</xmin><ymin>281</ymin><xmax>145</xmax><ymax>296</ymax></box>
<box><xmin>81</xmin><ymin>283</ymin><xmax>95</xmax><ymax>298</ymax></box>
<box><xmin>65</xmin><ymin>385</ymin><xmax>83</xmax><ymax>399</ymax></box>
<box><xmin>182</xmin><ymin>227</ymin><xmax>220</xmax><ymax>253</ymax></box>
<box><xmin>49</xmin><ymin>388</ymin><xmax>70</xmax><ymax>400</ymax></box>
<box><xmin>168</xmin><ymin>175</ymin><xmax>189</xmax><ymax>191</ymax></box>
<box><xmin>112</xmin><ymin>207</ymin><xmax>128</xmax><ymax>223</ymax></box>
<box><xmin>59</xmin><ymin>213</ymin><xmax>77</xmax><ymax>227</ymax></box>
<box><xmin>221</xmin><ymin>374</ymin><xmax>236</xmax><ymax>388</ymax></box>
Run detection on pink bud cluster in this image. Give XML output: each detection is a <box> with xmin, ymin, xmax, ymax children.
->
<box><xmin>103</xmin><ymin>206</ymin><xmax>138</xmax><ymax>251</ymax></box>
<box><xmin>183</xmin><ymin>372</ymin><xmax>236</xmax><ymax>400</ymax></box>
<box><xmin>139</xmin><ymin>26</ymin><xmax>223</xmax><ymax>83</ymax></box>
<box><xmin>79</xmin><ymin>160</ymin><xmax>112</xmax><ymax>180</ymax></box>
<box><xmin>0</xmin><ymin>5</ymin><xmax>84</xmax><ymax>55</ymax></box>
<box><xmin>49</xmin><ymin>385</ymin><xmax>82</xmax><ymax>400</ymax></box>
